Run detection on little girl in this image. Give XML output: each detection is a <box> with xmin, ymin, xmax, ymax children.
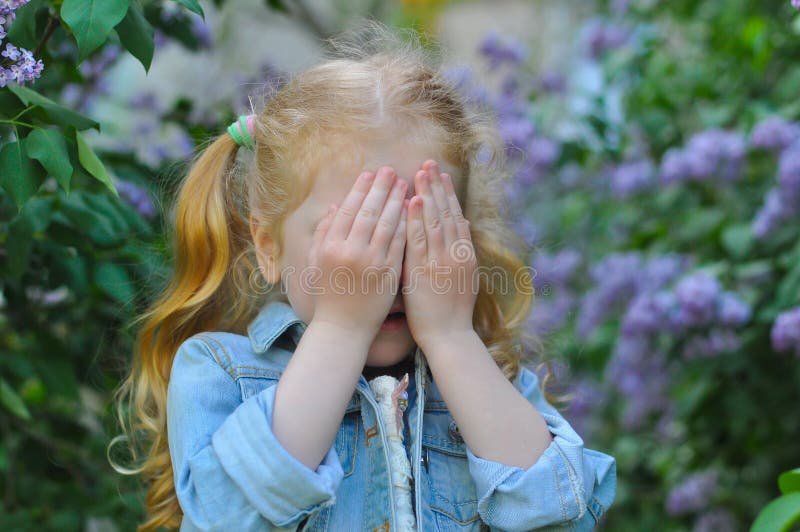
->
<box><xmin>111</xmin><ymin>20</ymin><xmax>616</xmax><ymax>532</ymax></box>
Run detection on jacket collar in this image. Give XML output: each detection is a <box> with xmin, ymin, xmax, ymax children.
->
<box><xmin>247</xmin><ymin>299</ymin><xmax>307</xmax><ymax>363</ymax></box>
<box><xmin>247</xmin><ymin>298</ymin><xmax>434</xmax><ymax>409</ymax></box>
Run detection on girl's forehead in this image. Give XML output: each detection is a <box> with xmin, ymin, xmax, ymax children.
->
<box><xmin>310</xmin><ymin>144</ymin><xmax>459</xmax><ymax>206</ymax></box>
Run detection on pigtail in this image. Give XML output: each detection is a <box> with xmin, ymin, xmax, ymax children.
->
<box><xmin>108</xmin><ymin>132</ymin><xmax>260</xmax><ymax>531</ymax></box>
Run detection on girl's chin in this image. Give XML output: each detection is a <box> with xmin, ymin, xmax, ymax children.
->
<box><xmin>366</xmin><ymin>339</ymin><xmax>415</xmax><ymax>366</ymax></box>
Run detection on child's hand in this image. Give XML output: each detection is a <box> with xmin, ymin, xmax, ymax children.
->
<box><xmin>309</xmin><ymin>167</ymin><xmax>408</xmax><ymax>336</ymax></box>
<box><xmin>403</xmin><ymin>160</ymin><xmax>478</xmax><ymax>351</ymax></box>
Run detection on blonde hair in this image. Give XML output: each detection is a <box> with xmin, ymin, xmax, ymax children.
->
<box><xmin>108</xmin><ymin>18</ymin><xmax>551</xmax><ymax>531</ymax></box>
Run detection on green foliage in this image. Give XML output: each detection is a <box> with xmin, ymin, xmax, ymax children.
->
<box><xmin>60</xmin><ymin>0</ymin><xmax>130</xmax><ymax>62</ymax></box>
<box><xmin>0</xmin><ymin>0</ymin><xmax>238</xmax><ymax>528</ymax></box>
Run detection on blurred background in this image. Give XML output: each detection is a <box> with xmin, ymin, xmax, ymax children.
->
<box><xmin>2</xmin><ymin>0</ymin><xmax>800</xmax><ymax>530</ymax></box>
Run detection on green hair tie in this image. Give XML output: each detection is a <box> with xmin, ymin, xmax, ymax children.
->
<box><xmin>227</xmin><ymin>114</ymin><xmax>256</xmax><ymax>150</ymax></box>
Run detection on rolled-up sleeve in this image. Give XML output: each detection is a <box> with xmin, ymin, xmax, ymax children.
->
<box><xmin>167</xmin><ymin>336</ymin><xmax>344</xmax><ymax>531</ymax></box>
<box><xmin>465</xmin><ymin>367</ymin><xmax>616</xmax><ymax>531</ymax></box>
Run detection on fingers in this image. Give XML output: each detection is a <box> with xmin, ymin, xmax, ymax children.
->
<box><xmin>441</xmin><ymin>172</ymin><xmax>471</xmax><ymax>241</ymax></box>
<box><xmin>310</xmin><ymin>203</ymin><xmax>337</xmax><ymax>266</ymax></box>
<box><xmin>422</xmin><ymin>160</ymin><xmax>458</xmax><ymax>244</ymax></box>
<box><xmin>327</xmin><ymin>171</ymin><xmax>375</xmax><ymax>241</ymax></box>
<box><xmin>386</xmin><ymin>199</ymin><xmax>407</xmax><ymax>268</ymax></box>
<box><xmin>406</xmin><ymin>194</ymin><xmax>427</xmax><ymax>265</ymax></box>
<box><xmin>347</xmin><ymin>166</ymin><xmax>397</xmax><ymax>244</ymax></box>
<box><xmin>415</xmin><ymin>169</ymin><xmax>445</xmax><ymax>255</ymax></box>
<box><xmin>371</xmin><ymin>176</ymin><xmax>407</xmax><ymax>253</ymax></box>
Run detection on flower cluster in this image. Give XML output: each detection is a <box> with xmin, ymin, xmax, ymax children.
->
<box><xmin>528</xmin><ymin>248</ymin><xmax>582</xmax><ymax>334</ymax></box>
<box><xmin>659</xmin><ymin>129</ymin><xmax>747</xmax><ymax>184</ymax></box>
<box><xmin>771</xmin><ymin>306</ymin><xmax>800</xmax><ymax>357</ymax></box>
<box><xmin>609</xmin><ymin>158</ymin><xmax>656</xmax><ymax>198</ymax></box>
<box><xmin>604</xmin><ymin>334</ymin><xmax>671</xmax><ymax>430</ymax></box>
<box><xmin>749</xmin><ymin>116</ymin><xmax>800</xmax><ymax>151</ymax></box>
<box><xmin>750</xmin><ymin>116</ymin><xmax>800</xmax><ymax>238</ymax></box>
<box><xmin>665</xmin><ymin>470</ymin><xmax>720</xmax><ymax>516</ymax></box>
<box><xmin>622</xmin><ymin>271</ymin><xmax>751</xmax><ymax>358</ymax></box>
<box><xmin>0</xmin><ymin>0</ymin><xmax>44</xmax><ymax>87</ymax></box>
<box><xmin>115</xmin><ymin>178</ymin><xmax>157</xmax><ymax>219</ymax></box>
<box><xmin>477</xmin><ymin>29</ymin><xmax>526</xmax><ymax>71</ymax></box>
<box><xmin>582</xmin><ymin>18</ymin><xmax>632</xmax><ymax>60</ymax></box>
<box><xmin>577</xmin><ymin>252</ymin><xmax>691</xmax><ymax>338</ymax></box>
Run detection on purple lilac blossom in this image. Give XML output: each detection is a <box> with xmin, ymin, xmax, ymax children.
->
<box><xmin>528</xmin><ymin>290</ymin><xmax>574</xmax><ymax>335</ymax></box>
<box><xmin>499</xmin><ymin>114</ymin><xmax>536</xmax><ymax>152</ymax></box>
<box><xmin>611</xmin><ymin>264</ymin><xmax>748</xmax><ymax>359</ymax></box>
<box><xmin>665</xmin><ymin>471</ymin><xmax>720</xmax><ymax>516</ymax></box>
<box><xmin>61</xmin><ymin>45</ymin><xmax>121</xmax><ymax>112</ymax></box>
<box><xmin>659</xmin><ymin>129</ymin><xmax>747</xmax><ymax>184</ymax></box>
<box><xmin>531</xmin><ymin>249</ymin><xmax>582</xmax><ymax>288</ymax></box>
<box><xmin>692</xmin><ymin>508</ymin><xmax>737</xmax><ymax>532</ymax></box>
<box><xmin>513</xmin><ymin>136</ymin><xmax>561</xmax><ymax>184</ymax></box>
<box><xmin>563</xmin><ymin>377</ymin><xmax>606</xmax><ymax>440</ymax></box>
<box><xmin>577</xmin><ymin>253</ymin><xmax>644</xmax><ymax>338</ymax></box>
<box><xmin>604</xmin><ymin>334</ymin><xmax>671</xmax><ymax>430</ymax></box>
<box><xmin>578</xmin><ymin>252</ymin><xmax>686</xmax><ymax>338</ymax></box>
<box><xmin>0</xmin><ymin>43</ymin><xmax>44</xmax><ymax>87</ymax></box>
<box><xmin>611</xmin><ymin>0</ymin><xmax>631</xmax><ymax>15</ymax></box>
<box><xmin>610</xmin><ymin>159</ymin><xmax>655</xmax><ymax>198</ymax></box>
<box><xmin>674</xmin><ymin>271</ymin><xmax>722</xmax><ymax>327</ymax></box>
<box><xmin>682</xmin><ymin>329</ymin><xmax>743</xmax><ymax>359</ymax></box>
<box><xmin>778</xmin><ymin>140</ymin><xmax>800</xmax><ymax>198</ymax></box>
<box><xmin>478</xmin><ymin>30</ymin><xmax>527</xmax><ymax>71</ymax></box>
<box><xmin>752</xmin><ymin>187</ymin><xmax>796</xmax><ymax>238</ymax></box>
<box><xmin>190</xmin><ymin>16</ymin><xmax>214</xmax><ymax>49</ymax></box>
<box><xmin>751</xmin><ymin>140</ymin><xmax>800</xmax><ymax>238</ymax></box>
<box><xmin>115</xmin><ymin>179</ymin><xmax>157</xmax><ymax>218</ymax></box>
<box><xmin>771</xmin><ymin>306</ymin><xmax>800</xmax><ymax>357</ymax></box>
<box><xmin>793</xmin><ymin>0</ymin><xmax>800</xmax><ymax>10</ymax></box>
<box><xmin>621</xmin><ymin>292</ymin><xmax>672</xmax><ymax>335</ymax></box>
<box><xmin>578</xmin><ymin>253</ymin><xmax>695</xmax><ymax>339</ymax></box>
<box><xmin>583</xmin><ymin>19</ymin><xmax>631</xmax><ymax>60</ymax></box>
<box><xmin>717</xmin><ymin>292</ymin><xmax>751</xmax><ymax>326</ymax></box>
<box><xmin>536</xmin><ymin>71</ymin><xmax>566</xmax><ymax>93</ymax></box>
<box><xmin>749</xmin><ymin>116</ymin><xmax>800</xmax><ymax>151</ymax></box>
<box><xmin>527</xmin><ymin>249</ymin><xmax>582</xmax><ymax>335</ymax></box>
<box><xmin>1</xmin><ymin>1</ymin><xmax>46</xmax><ymax>87</ymax></box>
<box><xmin>442</xmin><ymin>65</ymin><xmax>493</xmax><ymax>109</ymax></box>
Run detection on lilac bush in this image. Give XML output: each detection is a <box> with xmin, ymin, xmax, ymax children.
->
<box><xmin>466</xmin><ymin>1</ymin><xmax>800</xmax><ymax>528</ymax></box>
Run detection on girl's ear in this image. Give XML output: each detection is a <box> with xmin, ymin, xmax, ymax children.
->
<box><xmin>250</xmin><ymin>214</ymin><xmax>280</xmax><ymax>284</ymax></box>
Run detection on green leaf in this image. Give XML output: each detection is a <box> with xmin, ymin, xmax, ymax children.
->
<box><xmin>7</xmin><ymin>84</ymin><xmax>100</xmax><ymax>131</ymax></box>
<box><xmin>94</xmin><ymin>262</ymin><xmax>135</xmax><ymax>307</ymax></box>
<box><xmin>780</xmin><ymin>469</ymin><xmax>800</xmax><ymax>495</ymax></box>
<box><xmin>751</xmin><ymin>492</ymin><xmax>800</xmax><ymax>532</ymax></box>
<box><xmin>721</xmin><ymin>224</ymin><xmax>754</xmax><ymax>259</ymax></box>
<box><xmin>0</xmin><ymin>378</ymin><xmax>32</xmax><ymax>421</ymax></box>
<box><xmin>25</xmin><ymin>128</ymin><xmax>73</xmax><ymax>193</ymax></box>
<box><xmin>115</xmin><ymin>0</ymin><xmax>155</xmax><ymax>73</ymax></box>
<box><xmin>59</xmin><ymin>192</ymin><xmax>124</xmax><ymax>247</ymax></box>
<box><xmin>0</xmin><ymin>139</ymin><xmax>47</xmax><ymax>211</ymax></box>
<box><xmin>60</xmin><ymin>0</ymin><xmax>130</xmax><ymax>62</ymax></box>
<box><xmin>676</xmin><ymin>208</ymin><xmax>725</xmax><ymax>242</ymax></box>
<box><xmin>6</xmin><ymin>0</ymin><xmax>48</xmax><ymax>50</ymax></box>
<box><xmin>171</xmin><ymin>0</ymin><xmax>205</xmax><ymax>18</ymax></box>
<box><xmin>74</xmin><ymin>130</ymin><xmax>119</xmax><ymax>198</ymax></box>
<box><xmin>6</xmin><ymin>196</ymin><xmax>54</xmax><ymax>281</ymax></box>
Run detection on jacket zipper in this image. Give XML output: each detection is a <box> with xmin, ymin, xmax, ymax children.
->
<box><xmin>359</xmin><ymin>385</ymin><xmax>398</xmax><ymax>530</ymax></box>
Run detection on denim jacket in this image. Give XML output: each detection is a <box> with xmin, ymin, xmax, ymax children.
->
<box><xmin>167</xmin><ymin>299</ymin><xmax>617</xmax><ymax>531</ymax></box>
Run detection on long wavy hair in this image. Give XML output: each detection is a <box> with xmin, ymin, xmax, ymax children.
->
<box><xmin>108</xmin><ymin>18</ymin><xmax>554</xmax><ymax>531</ymax></box>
